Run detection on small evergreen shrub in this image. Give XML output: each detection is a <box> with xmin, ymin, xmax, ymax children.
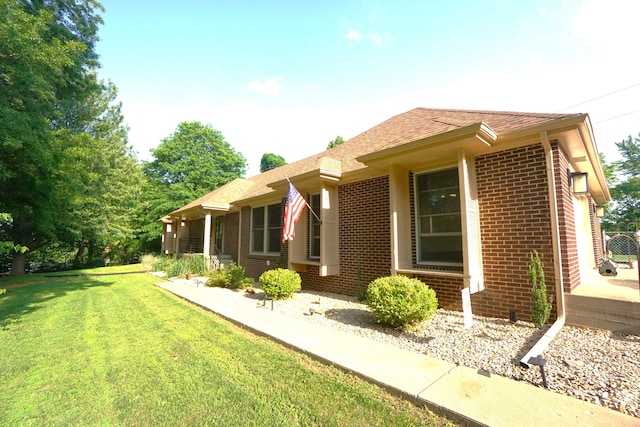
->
<box><xmin>529</xmin><ymin>250</ymin><xmax>552</xmax><ymax>328</ymax></box>
<box><xmin>259</xmin><ymin>268</ymin><xmax>301</xmax><ymax>299</ymax></box>
<box><xmin>366</xmin><ymin>275</ymin><xmax>438</xmax><ymax>330</ymax></box>
<box><xmin>206</xmin><ymin>263</ymin><xmax>253</xmax><ymax>289</ymax></box>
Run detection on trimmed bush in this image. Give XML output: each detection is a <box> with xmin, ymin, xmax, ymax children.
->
<box><xmin>259</xmin><ymin>268</ymin><xmax>301</xmax><ymax>299</ymax></box>
<box><xmin>366</xmin><ymin>275</ymin><xmax>438</xmax><ymax>330</ymax></box>
<box><xmin>206</xmin><ymin>262</ymin><xmax>253</xmax><ymax>290</ymax></box>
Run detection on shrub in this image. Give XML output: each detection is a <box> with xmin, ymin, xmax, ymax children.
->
<box><xmin>140</xmin><ymin>254</ymin><xmax>158</xmax><ymax>270</ymax></box>
<box><xmin>366</xmin><ymin>275</ymin><xmax>438</xmax><ymax>330</ymax></box>
<box><xmin>206</xmin><ymin>262</ymin><xmax>254</xmax><ymax>289</ymax></box>
<box><xmin>529</xmin><ymin>250</ymin><xmax>552</xmax><ymax>328</ymax></box>
<box><xmin>152</xmin><ymin>255</ymin><xmax>175</xmax><ymax>273</ymax></box>
<box><xmin>164</xmin><ymin>256</ymin><xmax>209</xmax><ymax>277</ymax></box>
<box><xmin>259</xmin><ymin>268</ymin><xmax>301</xmax><ymax>299</ymax></box>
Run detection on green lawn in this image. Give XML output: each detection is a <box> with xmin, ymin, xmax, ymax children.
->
<box><xmin>0</xmin><ymin>265</ymin><xmax>455</xmax><ymax>426</ymax></box>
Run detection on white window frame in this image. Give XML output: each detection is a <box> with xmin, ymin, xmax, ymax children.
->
<box><xmin>309</xmin><ymin>193</ymin><xmax>321</xmax><ymax>259</ymax></box>
<box><xmin>414</xmin><ymin>166</ymin><xmax>463</xmax><ymax>267</ymax></box>
<box><xmin>250</xmin><ymin>203</ymin><xmax>281</xmax><ymax>255</ymax></box>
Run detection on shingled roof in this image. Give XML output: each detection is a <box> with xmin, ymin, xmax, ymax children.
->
<box><xmin>167</xmin><ymin>107</ymin><xmax>582</xmax><ymax>218</ymax></box>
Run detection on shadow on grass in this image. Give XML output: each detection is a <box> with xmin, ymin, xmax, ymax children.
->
<box><xmin>0</xmin><ymin>274</ymin><xmax>114</xmax><ymax>330</ymax></box>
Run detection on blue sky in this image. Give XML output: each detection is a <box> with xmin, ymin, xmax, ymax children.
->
<box><xmin>96</xmin><ymin>0</ymin><xmax>640</xmax><ymax>177</ymax></box>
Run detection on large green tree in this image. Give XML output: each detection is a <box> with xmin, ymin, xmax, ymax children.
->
<box><xmin>139</xmin><ymin>122</ymin><xmax>247</xmax><ymax>249</ymax></box>
<box><xmin>602</xmin><ymin>134</ymin><xmax>640</xmax><ymax>230</ymax></box>
<box><xmin>0</xmin><ymin>0</ymin><xmax>107</xmax><ymax>274</ymax></box>
<box><xmin>260</xmin><ymin>153</ymin><xmax>286</xmax><ymax>172</ymax></box>
<box><xmin>53</xmin><ymin>82</ymin><xmax>144</xmax><ymax>265</ymax></box>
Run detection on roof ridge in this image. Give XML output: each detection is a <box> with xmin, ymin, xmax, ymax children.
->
<box><xmin>414</xmin><ymin>106</ymin><xmax>580</xmax><ymax>118</ymax></box>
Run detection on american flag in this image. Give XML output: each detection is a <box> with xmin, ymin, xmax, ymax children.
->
<box><xmin>282</xmin><ymin>182</ymin><xmax>306</xmax><ymax>242</ymax></box>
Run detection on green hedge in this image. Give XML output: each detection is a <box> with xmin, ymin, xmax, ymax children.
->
<box><xmin>259</xmin><ymin>268</ymin><xmax>301</xmax><ymax>299</ymax></box>
<box><xmin>366</xmin><ymin>275</ymin><xmax>438</xmax><ymax>330</ymax></box>
<box><xmin>206</xmin><ymin>263</ymin><xmax>254</xmax><ymax>290</ymax></box>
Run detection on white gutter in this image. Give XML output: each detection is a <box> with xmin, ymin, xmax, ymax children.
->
<box><xmin>520</xmin><ymin>132</ymin><xmax>566</xmax><ymax>368</ymax></box>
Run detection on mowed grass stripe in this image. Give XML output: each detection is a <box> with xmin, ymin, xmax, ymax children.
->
<box><xmin>0</xmin><ymin>266</ymin><xmax>455</xmax><ymax>426</ymax></box>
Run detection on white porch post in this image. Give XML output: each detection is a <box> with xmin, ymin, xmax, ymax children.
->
<box><xmin>203</xmin><ymin>213</ymin><xmax>212</xmax><ymax>261</ymax></box>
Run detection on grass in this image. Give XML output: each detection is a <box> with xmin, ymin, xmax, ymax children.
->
<box><xmin>0</xmin><ymin>265</ymin><xmax>456</xmax><ymax>426</ymax></box>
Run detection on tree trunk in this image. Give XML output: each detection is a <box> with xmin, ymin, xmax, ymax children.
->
<box><xmin>75</xmin><ymin>240</ymin><xmax>90</xmax><ymax>265</ymax></box>
<box><xmin>11</xmin><ymin>251</ymin><xmax>26</xmax><ymax>275</ymax></box>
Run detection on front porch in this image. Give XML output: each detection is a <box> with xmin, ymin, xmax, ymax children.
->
<box><xmin>566</xmin><ymin>265</ymin><xmax>640</xmax><ymax>334</ymax></box>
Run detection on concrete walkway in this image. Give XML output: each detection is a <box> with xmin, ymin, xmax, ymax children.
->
<box><xmin>155</xmin><ymin>279</ymin><xmax>640</xmax><ymax>427</ymax></box>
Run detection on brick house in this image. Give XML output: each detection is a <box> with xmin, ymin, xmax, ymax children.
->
<box><xmin>160</xmin><ymin>108</ymin><xmax>610</xmax><ymax>320</ymax></box>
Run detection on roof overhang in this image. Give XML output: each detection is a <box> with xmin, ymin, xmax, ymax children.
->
<box><xmin>357</xmin><ymin>122</ymin><xmax>498</xmax><ymax>170</ymax></box>
<box><xmin>163</xmin><ymin>203</ymin><xmax>232</xmax><ymax>222</ymax></box>
<box><xmin>237</xmin><ymin>156</ymin><xmax>345</xmax><ymax>203</ymax></box>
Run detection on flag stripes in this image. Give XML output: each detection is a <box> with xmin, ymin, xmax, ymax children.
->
<box><xmin>282</xmin><ymin>182</ymin><xmax>306</xmax><ymax>242</ymax></box>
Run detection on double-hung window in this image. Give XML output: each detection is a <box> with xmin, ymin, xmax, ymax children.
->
<box><xmin>309</xmin><ymin>193</ymin><xmax>321</xmax><ymax>259</ymax></box>
<box><xmin>251</xmin><ymin>203</ymin><xmax>281</xmax><ymax>254</ymax></box>
<box><xmin>415</xmin><ymin>167</ymin><xmax>463</xmax><ymax>266</ymax></box>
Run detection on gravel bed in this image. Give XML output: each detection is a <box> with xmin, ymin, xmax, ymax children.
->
<box><xmin>218</xmin><ymin>286</ymin><xmax>640</xmax><ymax>418</ymax></box>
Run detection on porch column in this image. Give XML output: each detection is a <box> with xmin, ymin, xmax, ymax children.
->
<box><xmin>203</xmin><ymin>213</ymin><xmax>212</xmax><ymax>260</ymax></box>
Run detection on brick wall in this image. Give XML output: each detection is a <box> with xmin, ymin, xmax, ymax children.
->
<box><xmin>222</xmin><ymin>212</ymin><xmax>240</xmax><ymax>263</ymax></box>
<box><xmin>238</xmin><ymin>177</ymin><xmax>390</xmax><ymax>293</ymax></box>
<box><xmin>472</xmin><ymin>144</ymin><xmax>556</xmax><ymax>320</ymax></box>
<box><xmin>300</xmin><ymin>176</ymin><xmax>392</xmax><ymax>296</ymax></box>
<box><xmin>553</xmin><ymin>143</ymin><xmax>581</xmax><ymax>292</ymax></box>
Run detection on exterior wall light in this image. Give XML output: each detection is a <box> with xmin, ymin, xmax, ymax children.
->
<box><xmin>570</xmin><ymin>171</ymin><xmax>588</xmax><ymax>195</ymax></box>
<box><xmin>595</xmin><ymin>206</ymin><xmax>605</xmax><ymax>218</ymax></box>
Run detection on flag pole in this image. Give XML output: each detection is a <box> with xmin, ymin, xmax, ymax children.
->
<box><xmin>286</xmin><ymin>177</ymin><xmax>322</xmax><ymax>224</ymax></box>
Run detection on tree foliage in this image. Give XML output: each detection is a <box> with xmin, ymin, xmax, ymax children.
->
<box><xmin>139</xmin><ymin>122</ymin><xmax>247</xmax><ymax>248</ymax></box>
<box><xmin>0</xmin><ymin>0</ymin><xmax>144</xmax><ymax>273</ymax></box>
<box><xmin>327</xmin><ymin>135</ymin><xmax>345</xmax><ymax>149</ymax></box>
<box><xmin>601</xmin><ymin>134</ymin><xmax>640</xmax><ymax>230</ymax></box>
<box><xmin>260</xmin><ymin>153</ymin><xmax>286</xmax><ymax>172</ymax></box>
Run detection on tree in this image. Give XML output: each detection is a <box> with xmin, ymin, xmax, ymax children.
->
<box><xmin>601</xmin><ymin>134</ymin><xmax>640</xmax><ymax>230</ymax></box>
<box><xmin>53</xmin><ymin>81</ymin><xmax>144</xmax><ymax>265</ymax></box>
<box><xmin>260</xmin><ymin>153</ymin><xmax>286</xmax><ymax>172</ymax></box>
<box><xmin>327</xmin><ymin>135</ymin><xmax>345</xmax><ymax>149</ymax></box>
<box><xmin>0</xmin><ymin>214</ymin><xmax>27</xmax><ymax>256</ymax></box>
<box><xmin>0</xmin><ymin>0</ymin><xmax>106</xmax><ymax>274</ymax></box>
<box><xmin>140</xmin><ymin>122</ymin><xmax>247</xmax><ymax>248</ymax></box>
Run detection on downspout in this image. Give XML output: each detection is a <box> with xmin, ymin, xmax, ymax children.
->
<box><xmin>520</xmin><ymin>132</ymin><xmax>566</xmax><ymax>368</ymax></box>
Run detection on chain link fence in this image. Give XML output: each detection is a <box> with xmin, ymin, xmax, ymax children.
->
<box><xmin>605</xmin><ymin>222</ymin><xmax>639</xmax><ymax>266</ymax></box>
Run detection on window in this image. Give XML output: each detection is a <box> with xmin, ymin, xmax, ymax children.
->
<box><xmin>309</xmin><ymin>193</ymin><xmax>321</xmax><ymax>258</ymax></box>
<box><xmin>251</xmin><ymin>203</ymin><xmax>281</xmax><ymax>254</ymax></box>
<box><xmin>415</xmin><ymin>167</ymin><xmax>462</xmax><ymax>265</ymax></box>
<box><xmin>214</xmin><ymin>216</ymin><xmax>223</xmax><ymax>253</ymax></box>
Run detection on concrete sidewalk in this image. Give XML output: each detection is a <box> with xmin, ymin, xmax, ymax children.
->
<box><xmin>155</xmin><ymin>279</ymin><xmax>640</xmax><ymax>427</ymax></box>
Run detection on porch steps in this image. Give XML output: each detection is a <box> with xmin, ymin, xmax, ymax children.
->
<box><xmin>565</xmin><ymin>294</ymin><xmax>640</xmax><ymax>334</ymax></box>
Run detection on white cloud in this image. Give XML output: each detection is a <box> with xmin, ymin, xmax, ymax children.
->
<box><xmin>368</xmin><ymin>32</ymin><xmax>382</xmax><ymax>45</ymax></box>
<box><xmin>247</xmin><ymin>76</ymin><xmax>283</xmax><ymax>96</ymax></box>
<box><xmin>346</xmin><ymin>29</ymin><xmax>362</xmax><ymax>41</ymax></box>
